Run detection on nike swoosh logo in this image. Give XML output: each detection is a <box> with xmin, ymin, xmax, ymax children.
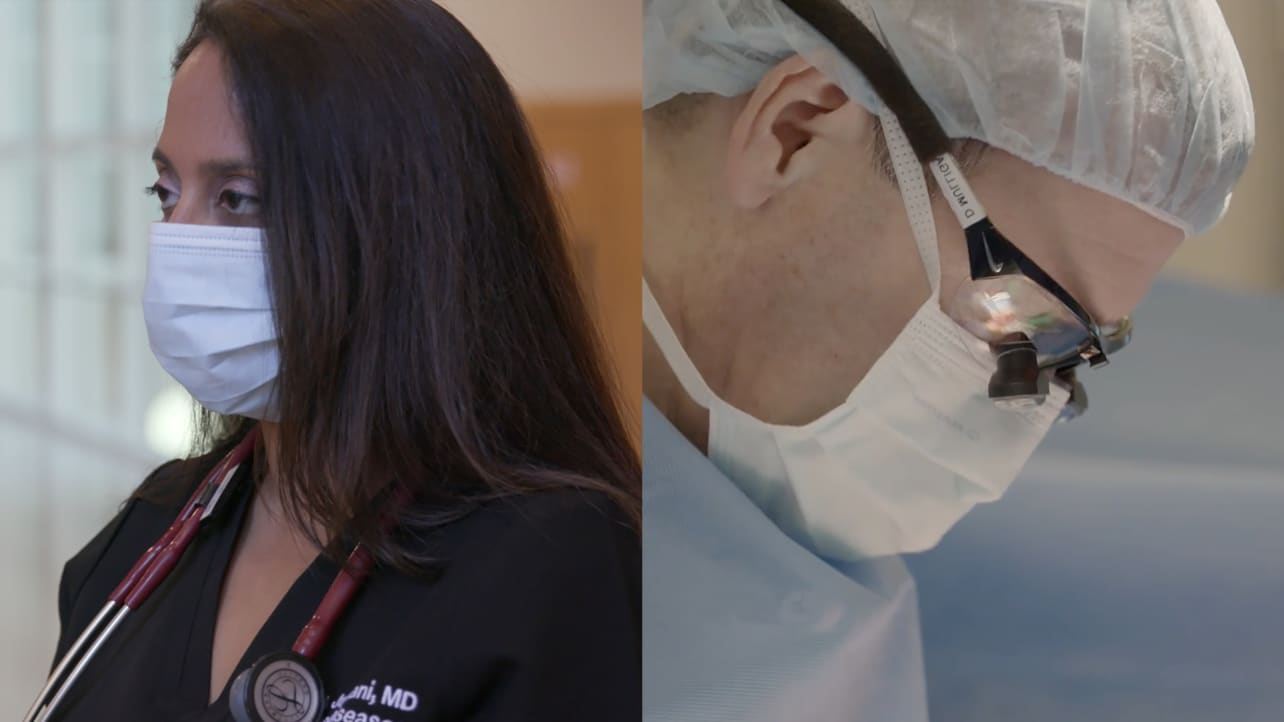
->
<box><xmin>982</xmin><ymin>236</ymin><xmax>1004</xmax><ymax>273</ymax></box>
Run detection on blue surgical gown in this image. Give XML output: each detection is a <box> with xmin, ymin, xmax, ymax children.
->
<box><xmin>643</xmin><ymin>399</ymin><xmax>929</xmax><ymax>722</ymax></box>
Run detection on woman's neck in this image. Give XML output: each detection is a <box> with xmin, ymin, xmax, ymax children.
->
<box><xmin>249</xmin><ymin>420</ymin><xmax>329</xmax><ymax>552</ymax></box>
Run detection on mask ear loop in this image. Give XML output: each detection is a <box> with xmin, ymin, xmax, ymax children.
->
<box><xmin>642</xmin><ymin>280</ymin><xmax>717</xmax><ymax>410</ymax></box>
<box><xmin>881</xmin><ymin>113</ymin><xmax>944</xmax><ymax>298</ymax></box>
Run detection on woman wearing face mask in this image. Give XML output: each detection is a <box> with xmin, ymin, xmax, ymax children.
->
<box><xmin>29</xmin><ymin>2</ymin><xmax>640</xmax><ymax>721</ymax></box>
<box><xmin>642</xmin><ymin>0</ymin><xmax>1253</xmax><ymax>720</ymax></box>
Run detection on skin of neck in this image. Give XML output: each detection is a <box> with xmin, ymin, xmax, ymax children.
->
<box><xmin>257</xmin><ymin>420</ymin><xmax>284</xmax><ymax>511</ymax></box>
<box><xmin>250</xmin><ymin>420</ymin><xmax>328</xmax><ymax>553</ymax></box>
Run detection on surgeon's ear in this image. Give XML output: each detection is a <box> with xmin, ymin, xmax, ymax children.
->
<box><xmin>724</xmin><ymin>55</ymin><xmax>873</xmax><ymax>209</ymax></box>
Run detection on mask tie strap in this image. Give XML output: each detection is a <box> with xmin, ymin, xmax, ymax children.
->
<box><xmin>642</xmin><ymin>279</ymin><xmax>717</xmax><ymax>410</ymax></box>
<box><xmin>880</xmin><ymin>110</ymin><xmax>944</xmax><ymax>299</ymax></box>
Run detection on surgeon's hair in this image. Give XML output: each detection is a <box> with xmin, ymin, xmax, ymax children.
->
<box><xmin>136</xmin><ymin>0</ymin><xmax>640</xmax><ymax>572</ymax></box>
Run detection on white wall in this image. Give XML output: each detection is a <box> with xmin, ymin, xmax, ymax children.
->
<box><xmin>438</xmin><ymin>0</ymin><xmax>640</xmax><ymax>101</ymax></box>
<box><xmin>0</xmin><ymin>2</ymin><xmax>204</xmax><ymax>716</ymax></box>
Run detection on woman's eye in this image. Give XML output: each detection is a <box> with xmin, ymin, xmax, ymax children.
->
<box><xmin>219</xmin><ymin>189</ymin><xmax>263</xmax><ymax>216</ymax></box>
<box><xmin>144</xmin><ymin>183</ymin><xmax>178</xmax><ymax>210</ymax></box>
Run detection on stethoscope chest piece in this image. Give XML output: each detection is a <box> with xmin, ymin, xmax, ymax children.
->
<box><xmin>229</xmin><ymin>651</ymin><xmax>327</xmax><ymax>722</ymax></box>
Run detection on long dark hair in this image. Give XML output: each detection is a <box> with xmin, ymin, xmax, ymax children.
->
<box><xmin>140</xmin><ymin>0</ymin><xmax>639</xmax><ymax>571</ymax></box>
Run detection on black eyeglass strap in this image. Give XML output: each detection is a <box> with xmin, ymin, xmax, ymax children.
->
<box><xmin>776</xmin><ymin>0</ymin><xmax>950</xmax><ymax>163</ymax></box>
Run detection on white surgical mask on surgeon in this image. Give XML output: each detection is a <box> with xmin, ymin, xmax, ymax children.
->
<box><xmin>143</xmin><ymin>222</ymin><xmax>281</xmax><ymax>421</ymax></box>
<box><xmin>642</xmin><ymin>112</ymin><xmax>1069</xmax><ymax>561</ymax></box>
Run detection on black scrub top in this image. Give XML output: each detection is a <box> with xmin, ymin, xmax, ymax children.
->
<box><xmin>51</xmin><ymin>459</ymin><xmax>640</xmax><ymax>722</ymax></box>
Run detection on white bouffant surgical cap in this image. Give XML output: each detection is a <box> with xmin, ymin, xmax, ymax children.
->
<box><xmin>644</xmin><ymin>0</ymin><xmax>1255</xmax><ymax>237</ymax></box>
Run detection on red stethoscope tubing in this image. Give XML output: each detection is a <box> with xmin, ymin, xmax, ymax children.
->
<box><xmin>107</xmin><ymin>436</ymin><xmax>247</xmax><ymax>603</ymax></box>
<box><xmin>294</xmin><ymin>546</ymin><xmax>375</xmax><ymax>659</ymax></box>
<box><xmin>24</xmin><ymin>426</ymin><xmax>383</xmax><ymax>722</ymax></box>
<box><xmin>24</xmin><ymin>429</ymin><xmax>261</xmax><ymax>722</ymax></box>
<box><xmin>294</xmin><ymin>483</ymin><xmax>413</xmax><ymax>659</ymax></box>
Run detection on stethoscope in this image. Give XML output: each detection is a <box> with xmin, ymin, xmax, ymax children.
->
<box><xmin>25</xmin><ymin>426</ymin><xmax>384</xmax><ymax>722</ymax></box>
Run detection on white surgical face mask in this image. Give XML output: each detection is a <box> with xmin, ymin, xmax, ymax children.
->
<box><xmin>642</xmin><ymin>113</ymin><xmax>1068</xmax><ymax>561</ymax></box>
<box><xmin>142</xmin><ymin>222</ymin><xmax>281</xmax><ymax>421</ymax></box>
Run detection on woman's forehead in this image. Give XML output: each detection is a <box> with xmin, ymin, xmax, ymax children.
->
<box><xmin>159</xmin><ymin>41</ymin><xmax>250</xmax><ymax>169</ymax></box>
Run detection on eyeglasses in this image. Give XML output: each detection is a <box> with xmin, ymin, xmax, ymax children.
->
<box><xmin>946</xmin><ymin>212</ymin><xmax>1131</xmax><ymax>419</ymax></box>
<box><xmin>779</xmin><ymin>0</ymin><xmax>1129</xmax><ymax>420</ymax></box>
<box><xmin>951</xmin><ymin>218</ymin><xmax>1128</xmax><ymax>368</ymax></box>
<box><xmin>927</xmin><ymin>155</ymin><xmax>1128</xmax><ymax>420</ymax></box>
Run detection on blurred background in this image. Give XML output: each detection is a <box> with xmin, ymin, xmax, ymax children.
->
<box><xmin>0</xmin><ymin>0</ymin><xmax>639</xmax><ymax>716</ymax></box>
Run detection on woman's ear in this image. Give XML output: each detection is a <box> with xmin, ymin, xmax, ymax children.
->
<box><xmin>724</xmin><ymin>55</ymin><xmax>874</xmax><ymax>209</ymax></box>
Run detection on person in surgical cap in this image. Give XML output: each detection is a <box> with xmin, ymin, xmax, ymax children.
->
<box><xmin>641</xmin><ymin>1</ymin><xmax>1254</xmax><ymax>720</ymax></box>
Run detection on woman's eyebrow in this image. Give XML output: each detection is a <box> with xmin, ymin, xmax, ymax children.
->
<box><xmin>199</xmin><ymin>159</ymin><xmax>257</xmax><ymax>177</ymax></box>
<box><xmin>150</xmin><ymin>147</ymin><xmax>256</xmax><ymax>177</ymax></box>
